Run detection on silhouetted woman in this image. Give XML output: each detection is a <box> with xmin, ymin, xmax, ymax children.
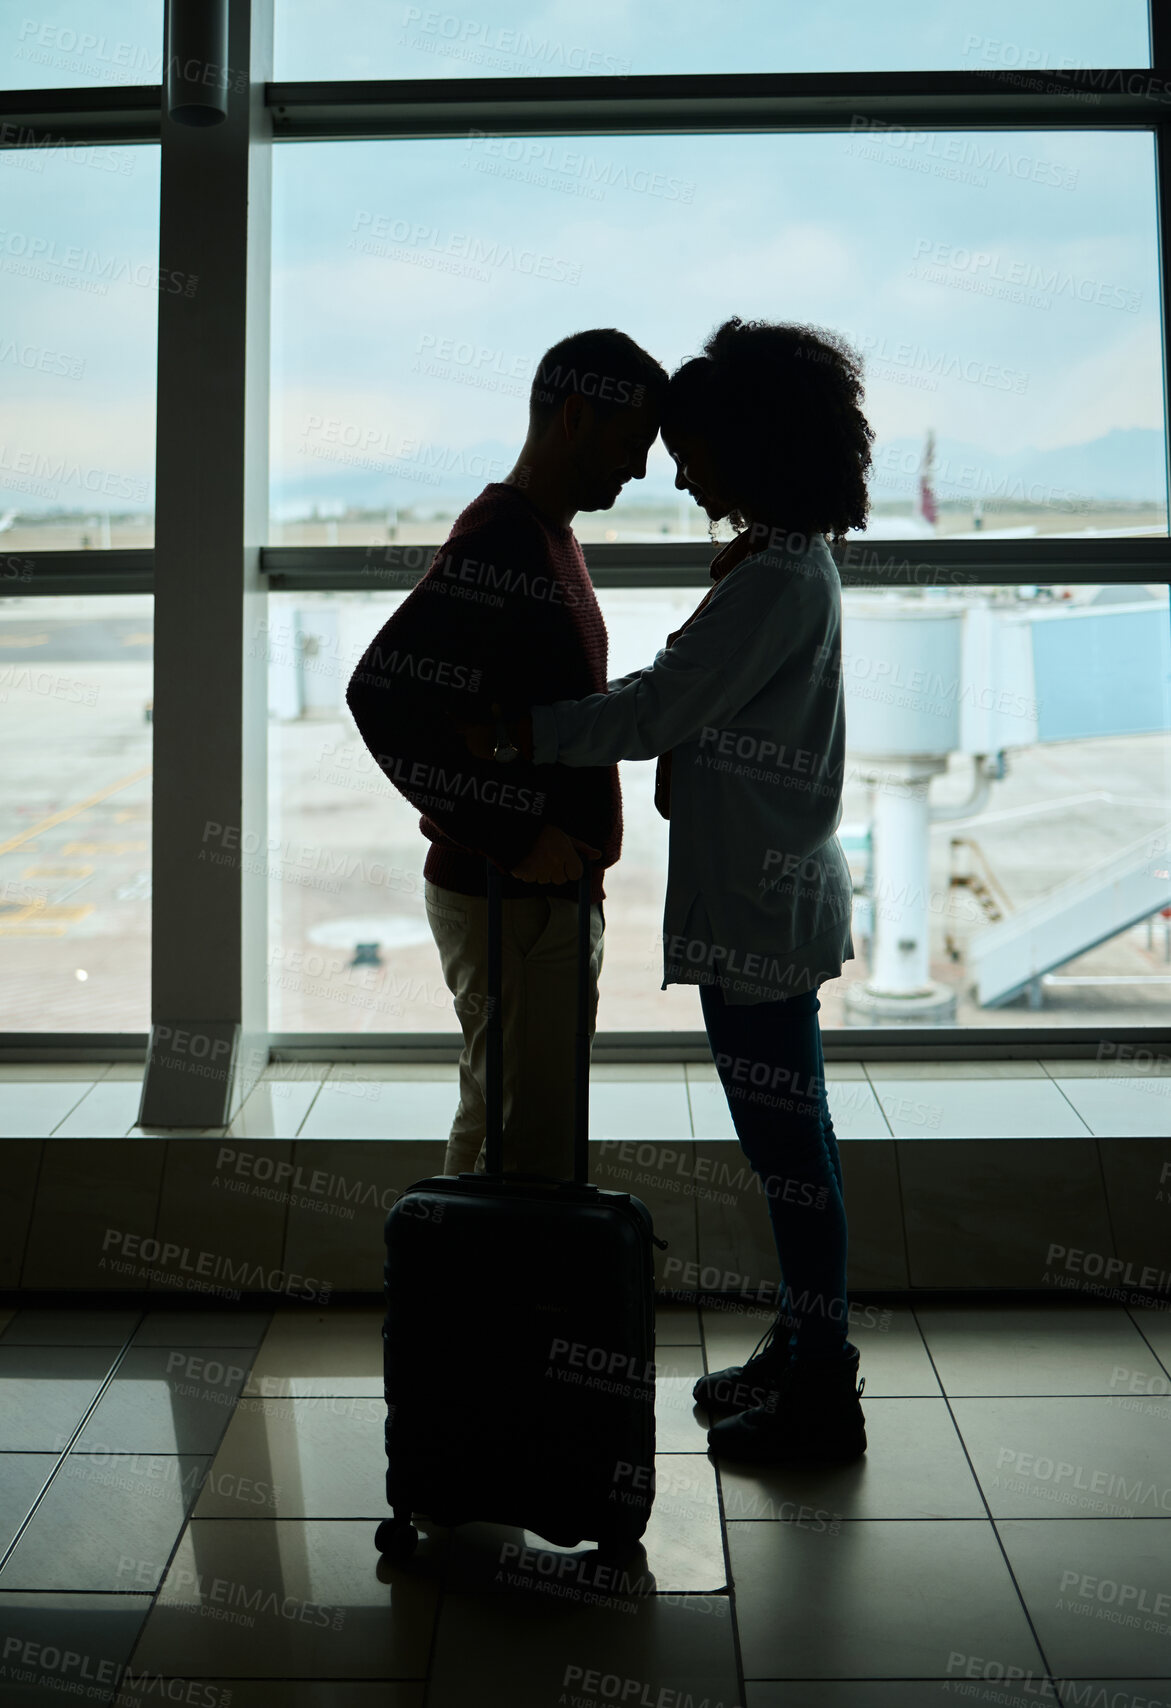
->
<box><xmin>483</xmin><ymin>317</ymin><xmax>873</xmax><ymax>1463</ymax></box>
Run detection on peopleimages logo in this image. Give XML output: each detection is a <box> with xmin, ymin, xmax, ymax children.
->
<box><xmin>399</xmin><ymin>8</ymin><xmax>630</xmax><ymax>76</ymax></box>
<box><xmin>463</xmin><ymin>133</ymin><xmax>696</xmax><ymax>203</ymax></box>
<box><xmin>0</xmin><ymin>442</ymin><xmax>147</xmax><ymax>502</ymax></box>
<box><xmin>0</xmin><ymin>227</ymin><xmax>197</xmax><ymax>296</ymax></box>
<box><xmin>99</xmin><ymin>1228</ymin><xmax>332</xmax><ymax>1302</ymax></box>
<box><xmin>839</xmin><ymin>326</ymin><xmax>1031</xmax><ymax>393</ymax></box>
<box><xmin>0</xmin><ymin>1638</ymin><xmax>232</xmax><ymax>1705</ymax></box>
<box><xmin>1045</xmin><ymin>1242</ymin><xmax>1171</xmax><ymax>1295</ymax></box>
<box><xmin>372</xmin><ymin>755</ymin><xmax>546</xmax><ymax>816</ymax></box>
<box><xmin>848</xmin><ymin>117</ymin><xmax>1078</xmax><ymax>195</ymax></box>
<box><xmin>347</xmin><ymin>645</ymin><xmax>482</xmax><ymax>694</ymax></box>
<box><xmin>532</xmin><ymin>361</ymin><xmax>646</xmax><ymax>409</ymax></box>
<box><xmin>349</xmin><ymin>210</ymin><xmax>583</xmax><ymax>285</ymax></box>
<box><xmin>909</xmin><ymin>237</ymin><xmax>1141</xmax><ymax>312</ymax></box>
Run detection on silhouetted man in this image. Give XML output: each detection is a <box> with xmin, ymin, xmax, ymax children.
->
<box><xmin>347</xmin><ymin>328</ymin><xmax>667</xmax><ymax>1178</ymax></box>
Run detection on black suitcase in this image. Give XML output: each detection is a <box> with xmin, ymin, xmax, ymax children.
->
<box><xmin>376</xmin><ymin>858</ymin><xmax>662</xmax><ymax>1563</ymax></box>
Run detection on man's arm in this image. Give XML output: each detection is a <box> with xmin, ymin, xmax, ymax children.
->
<box><xmin>347</xmin><ymin>519</ymin><xmax>606</xmax><ymax>871</ymax></box>
<box><xmin>605</xmin><ymin>665</ymin><xmax>647</xmax><ymax>694</ymax></box>
<box><xmin>346</xmin><ymin>588</ymin><xmax>550</xmax><ymax>871</ymax></box>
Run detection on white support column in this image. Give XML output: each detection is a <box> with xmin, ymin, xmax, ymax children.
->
<box><xmin>871</xmin><ymin>765</ymin><xmax>935</xmax><ymax>996</ymax></box>
<box><xmin>844</xmin><ymin>759</ymin><xmax>958</xmax><ymax>1024</ymax></box>
<box><xmin>139</xmin><ymin>0</ymin><xmax>274</xmax><ymax>1127</ymax></box>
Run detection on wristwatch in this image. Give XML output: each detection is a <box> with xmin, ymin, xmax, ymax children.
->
<box><xmin>493</xmin><ymin>714</ymin><xmax>518</xmax><ymax>762</ymax></box>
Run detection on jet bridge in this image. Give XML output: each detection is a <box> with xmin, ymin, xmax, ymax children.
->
<box><xmin>842</xmin><ymin>587</ymin><xmax>1171</xmax><ymax>1017</ymax></box>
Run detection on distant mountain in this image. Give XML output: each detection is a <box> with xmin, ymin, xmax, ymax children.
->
<box><xmin>871</xmin><ymin>427</ymin><xmax>1166</xmax><ymax>507</ymax></box>
<box><xmin>271</xmin><ymin>425</ymin><xmax>1168</xmax><ymax>517</ymax></box>
<box><xmin>272</xmin><ymin>437</ymin><xmax>524</xmax><ymax>519</ymax></box>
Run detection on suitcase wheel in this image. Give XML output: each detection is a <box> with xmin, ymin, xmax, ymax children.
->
<box><xmin>374</xmin><ymin>1517</ymin><xmax>418</xmax><ymax>1561</ymax></box>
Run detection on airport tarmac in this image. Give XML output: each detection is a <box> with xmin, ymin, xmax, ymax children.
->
<box><xmin>2</xmin><ymin>497</ymin><xmax>1166</xmax><ymax>554</ymax></box>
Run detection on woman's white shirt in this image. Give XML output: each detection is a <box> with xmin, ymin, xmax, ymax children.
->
<box><xmin>530</xmin><ymin>532</ymin><xmax>854</xmax><ymax>1004</ymax></box>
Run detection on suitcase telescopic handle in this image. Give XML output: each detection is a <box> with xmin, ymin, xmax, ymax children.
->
<box><xmin>484</xmin><ymin>857</ymin><xmax>593</xmax><ymax>1185</ymax></box>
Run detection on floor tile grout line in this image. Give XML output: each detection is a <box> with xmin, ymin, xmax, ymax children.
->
<box><xmin>0</xmin><ymin>1588</ymin><xmax>158</xmax><ymax>1597</ymax></box>
<box><xmin>1123</xmin><ymin>1302</ymin><xmax>1171</xmax><ymax>1386</ymax></box>
<box><xmin>738</xmin><ymin>1676</ymin><xmax>1068</xmax><ymax>1685</ymax></box>
<box><xmin>908</xmin><ymin>1300</ymin><xmax>1066</xmax><ymax>1699</ymax></box>
<box><xmin>227</xmin><ymin>1067</ymin><xmax>331</xmax><ymax>1138</ymax></box>
<box><xmin>293</xmin><ymin>1074</ymin><xmax>330</xmax><ymax>1138</ymax></box>
<box><xmin>40</xmin><ymin>1077</ymin><xmax>101</xmax><ymax>1139</ymax></box>
<box><xmin>692</xmin><ymin>1299</ymin><xmax>749</xmax><ymax>1705</ymax></box>
<box><xmin>274</xmin><ymin>1129</ymin><xmax>296</xmax><ymax>1271</ymax></box>
<box><xmin>180</xmin><ymin>1507</ymin><xmax>1171</xmax><ymax>1521</ymax></box>
<box><xmin>117</xmin><ymin>1357</ymin><xmax>272</xmax><ymax>1682</ymax></box>
<box><xmin>885</xmin><ymin>1131</ymin><xmax>914</xmax><ymax>1285</ymax></box>
<box><xmin>417</xmin><ymin>1527</ymin><xmax>453</xmax><ymax>1707</ymax></box>
<box><xmin>1088</xmin><ymin>1130</ymin><xmax>1123</xmax><ymax>1265</ymax></box>
<box><xmin>14</xmin><ymin>1138</ymin><xmax>49</xmax><ymax>1289</ymax></box>
<box><xmin>1037</xmin><ymin>1059</ymin><xmax>1098</xmax><ymax>1137</ymax></box>
<box><xmin>711</xmin><ymin>1511</ymin><xmax>1171</xmax><ymax>1521</ymax></box>
<box><xmin>701</xmin><ymin>1463</ymin><xmax>746</xmax><ymax>1705</ymax></box>
<box><xmin>0</xmin><ymin>1310</ymin><xmax>148</xmax><ymax>1574</ymax></box>
<box><xmin>859</xmin><ymin>1062</ymin><xmax>896</xmax><ymax>1138</ymax></box>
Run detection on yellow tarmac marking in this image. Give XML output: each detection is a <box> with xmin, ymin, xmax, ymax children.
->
<box><xmin>0</xmin><ymin>765</ymin><xmax>152</xmax><ymax>859</ymax></box>
<box><xmin>0</xmin><ymin>634</ymin><xmax>48</xmax><ymax>647</ymax></box>
<box><xmin>0</xmin><ymin>900</ymin><xmax>94</xmax><ymax>934</ymax></box>
<box><xmin>122</xmin><ymin>633</ymin><xmax>153</xmax><ymax>645</ymax></box>
<box><xmin>21</xmin><ymin>864</ymin><xmax>94</xmax><ymax>879</ymax></box>
<box><xmin>62</xmin><ymin>840</ymin><xmax>146</xmax><ymax>856</ymax></box>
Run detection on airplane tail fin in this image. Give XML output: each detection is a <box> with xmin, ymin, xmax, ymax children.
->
<box><xmin>915</xmin><ymin>428</ymin><xmax>939</xmax><ymax>530</ymax></box>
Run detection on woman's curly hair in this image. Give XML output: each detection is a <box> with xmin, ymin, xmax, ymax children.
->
<box><xmin>662</xmin><ymin>317</ymin><xmax>874</xmax><ymax>545</ymax></box>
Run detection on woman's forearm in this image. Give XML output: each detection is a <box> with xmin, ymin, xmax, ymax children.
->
<box><xmin>531</xmin><ymin>660</ymin><xmax>715</xmax><ymax>767</ymax></box>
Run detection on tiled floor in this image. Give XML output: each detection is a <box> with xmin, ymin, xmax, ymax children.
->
<box><xmin>0</xmin><ymin>1298</ymin><xmax>1167</xmax><ymax>1703</ymax></box>
<box><xmin>2</xmin><ymin>1056</ymin><xmax>1169</xmax><ymax>1137</ymax></box>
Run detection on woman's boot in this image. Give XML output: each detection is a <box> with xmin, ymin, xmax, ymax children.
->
<box><xmin>706</xmin><ymin>1343</ymin><xmax>866</xmax><ymax>1461</ymax></box>
<box><xmin>692</xmin><ymin>1314</ymin><xmax>794</xmax><ymax>1414</ymax></box>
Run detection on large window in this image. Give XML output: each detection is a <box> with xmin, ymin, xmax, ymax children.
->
<box><xmin>269</xmin><ymin>132</ymin><xmax>1166</xmax><ymax>550</ymax></box>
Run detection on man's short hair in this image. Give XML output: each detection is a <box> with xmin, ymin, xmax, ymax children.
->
<box><xmin>529</xmin><ymin>328</ymin><xmax>667</xmax><ymax>428</ymax></box>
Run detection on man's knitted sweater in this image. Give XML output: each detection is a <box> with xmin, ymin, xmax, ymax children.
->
<box><xmin>346</xmin><ymin>481</ymin><xmax>622</xmax><ymax>904</ymax></box>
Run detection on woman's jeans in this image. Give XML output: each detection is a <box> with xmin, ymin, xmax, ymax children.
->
<box><xmin>699</xmin><ymin>981</ymin><xmax>850</xmax><ymax>1361</ymax></box>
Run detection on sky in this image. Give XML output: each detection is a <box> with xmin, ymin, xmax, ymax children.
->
<box><xmin>1</xmin><ymin>0</ymin><xmax>1150</xmax><ymax>85</ymax></box>
<box><xmin>0</xmin><ymin>1</ymin><xmax>1165</xmax><ymax>521</ymax></box>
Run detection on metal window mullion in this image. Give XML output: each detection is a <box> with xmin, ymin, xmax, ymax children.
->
<box><xmin>0</xmin><ymin>84</ymin><xmax>160</xmax><ymax>146</ymax></box>
<box><xmin>265</xmin><ymin>70</ymin><xmax>1163</xmax><ymax>140</ymax></box>
<box><xmin>138</xmin><ymin>0</ymin><xmax>274</xmax><ymax>1126</ymax></box>
<box><xmin>9</xmin><ymin>543</ymin><xmax>1169</xmax><ymax>597</ymax></box>
<box><xmin>256</xmin><ymin>540</ymin><xmax>1171</xmax><ymax>595</ymax></box>
<box><xmin>261</xmin><ymin>1027</ymin><xmax>1169</xmax><ymax>1060</ymax></box>
<box><xmin>1152</xmin><ymin>0</ymin><xmax>1171</xmax><ymax>74</ymax></box>
<box><xmin>0</xmin><ymin>1024</ymin><xmax>1163</xmax><ymax>1060</ymax></box>
<box><xmin>1157</xmin><ymin>131</ymin><xmax>1171</xmax><ymax>546</ymax></box>
<box><xmin>2</xmin><ymin>69</ymin><xmax>1165</xmax><ymax>147</ymax></box>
